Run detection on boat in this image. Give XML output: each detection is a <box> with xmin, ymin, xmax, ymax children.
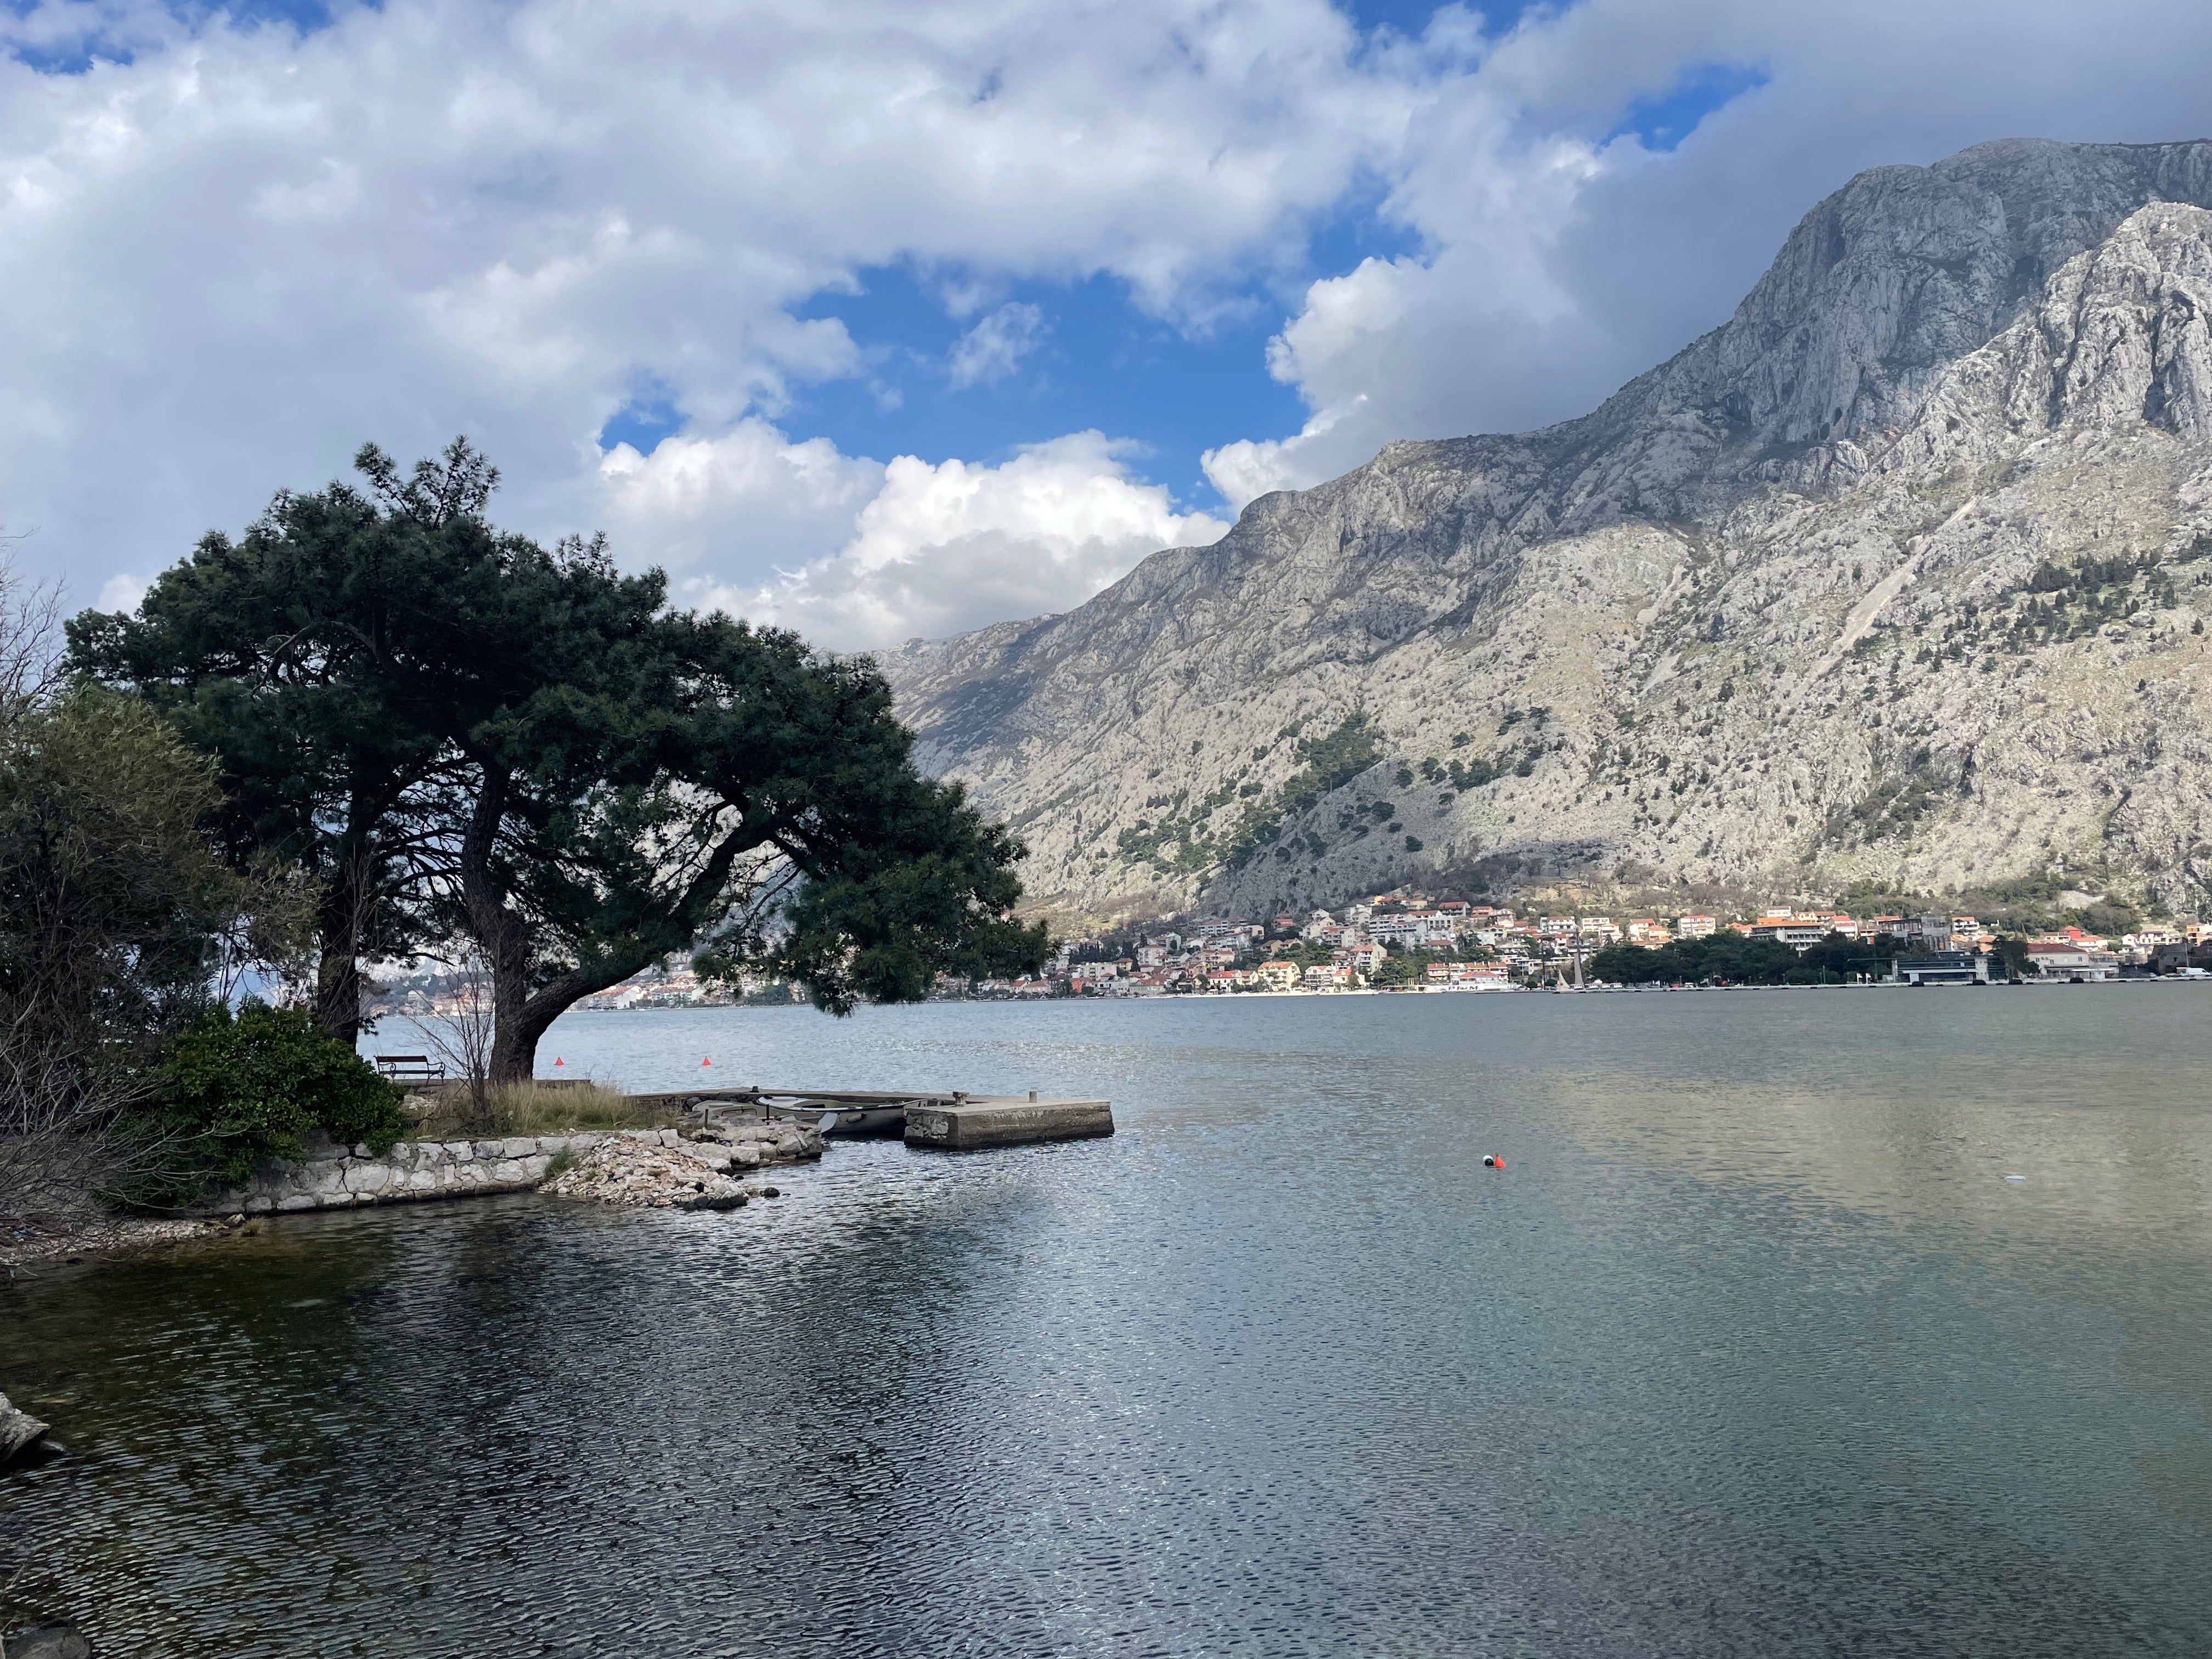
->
<box><xmin>755</xmin><ymin>1088</ymin><xmax>941</xmax><ymax>1138</ymax></box>
<box><xmin>641</xmin><ymin>1084</ymin><xmax>979</xmax><ymax>1138</ymax></box>
<box><xmin>765</xmin><ymin>1099</ymin><xmax>911</xmax><ymax>1137</ymax></box>
<box><xmin>1552</xmin><ymin>949</ymin><xmax>1588</xmax><ymax>993</ymax></box>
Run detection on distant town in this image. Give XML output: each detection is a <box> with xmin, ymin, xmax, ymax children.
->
<box><xmin>363</xmin><ymin>895</ymin><xmax>2212</xmax><ymax>1019</ymax></box>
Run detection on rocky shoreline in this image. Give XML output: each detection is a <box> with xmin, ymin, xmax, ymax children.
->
<box><xmin>0</xmin><ymin>1212</ymin><xmax>217</xmax><ymax>1277</ymax></box>
<box><xmin>542</xmin><ymin>1119</ymin><xmax>821</xmax><ymax>1210</ymax></box>
<box><xmin>0</xmin><ymin>1119</ymin><xmax>826</xmax><ymax>1277</ymax></box>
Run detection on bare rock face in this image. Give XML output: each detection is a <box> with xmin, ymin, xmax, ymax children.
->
<box><xmin>883</xmin><ymin>140</ymin><xmax>2212</xmax><ymax>919</ymax></box>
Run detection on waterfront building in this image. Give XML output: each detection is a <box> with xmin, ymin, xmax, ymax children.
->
<box><xmin>1891</xmin><ymin>951</ymin><xmax>1991</xmax><ymax>985</ymax></box>
<box><xmin>1750</xmin><ymin>919</ymin><xmax>1827</xmax><ymax>951</ymax></box>
<box><xmin>2025</xmin><ymin>941</ymin><xmax>2121</xmax><ymax>980</ymax></box>
<box><xmin>1898</xmin><ymin>916</ymin><xmax>1956</xmax><ymax>950</ymax></box>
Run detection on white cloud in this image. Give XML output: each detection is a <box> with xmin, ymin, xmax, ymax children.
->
<box><xmin>0</xmin><ymin>0</ymin><xmax>1412</xmax><ymax>616</ymax></box>
<box><xmin>686</xmin><ymin>431</ymin><xmax>1229</xmax><ymax>650</ymax></box>
<box><xmin>596</xmin><ymin>420</ymin><xmax>885</xmax><ymax>576</ymax></box>
<box><xmin>947</xmin><ymin>302</ymin><xmax>1045</xmax><ymax>388</ymax></box>
<box><xmin>95</xmin><ymin>572</ymin><xmax>146</xmax><ymax>614</ymax></box>
<box><xmin>8</xmin><ymin>0</ymin><xmax>2212</xmax><ymax>643</ymax></box>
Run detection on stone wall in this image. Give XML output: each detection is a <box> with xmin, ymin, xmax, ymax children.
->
<box><xmin>192</xmin><ymin>1128</ymin><xmax>692</xmax><ymax>1217</ymax></box>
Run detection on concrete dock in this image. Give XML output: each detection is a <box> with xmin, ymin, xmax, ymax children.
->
<box><xmin>904</xmin><ymin>1093</ymin><xmax>1114</xmax><ymax>1151</ymax></box>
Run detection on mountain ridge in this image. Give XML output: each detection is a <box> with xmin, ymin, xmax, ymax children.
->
<box><xmin>884</xmin><ymin>139</ymin><xmax>2212</xmax><ymax>924</ymax></box>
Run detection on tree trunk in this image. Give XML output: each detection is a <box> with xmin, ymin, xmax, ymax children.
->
<box><xmin>456</xmin><ymin>761</ymin><xmax>538</xmax><ymax>1087</ymax></box>
<box><xmin>313</xmin><ymin>859</ymin><xmax>365</xmax><ymax>1046</ymax></box>
<box><xmin>313</xmin><ymin>950</ymin><xmax>362</xmax><ymax>1048</ymax></box>
<box><xmin>493</xmin><ymin>982</ymin><xmax>581</xmax><ymax>1085</ymax></box>
<box><xmin>459</xmin><ymin>767</ymin><xmax>778</xmax><ymax>1084</ymax></box>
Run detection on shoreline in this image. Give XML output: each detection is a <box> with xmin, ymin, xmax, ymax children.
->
<box><xmin>2</xmin><ymin>1121</ymin><xmax>825</xmax><ymax>1278</ymax></box>
<box><xmin>1</xmin><ymin>1212</ymin><xmax>221</xmax><ymax>1278</ymax></box>
<box><xmin>539</xmin><ymin>975</ymin><xmax>2206</xmax><ymax>1011</ymax></box>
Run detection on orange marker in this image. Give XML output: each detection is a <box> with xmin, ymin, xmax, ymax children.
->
<box><xmin>553</xmin><ymin>1057</ymin><xmax>564</xmax><ymax>1068</ymax></box>
<box><xmin>702</xmin><ymin>1056</ymin><xmax>712</xmax><ymax>1067</ymax></box>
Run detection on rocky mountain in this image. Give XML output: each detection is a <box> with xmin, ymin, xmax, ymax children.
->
<box><xmin>882</xmin><ymin>139</ymin><xmax>2212</xmax><ymax>925</ymax></box>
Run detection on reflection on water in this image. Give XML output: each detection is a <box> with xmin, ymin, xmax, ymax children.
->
<box><xmin>4</xmin><ymin>988</ymin><xmax>2210</xmax><ymax>1656</ymax></box>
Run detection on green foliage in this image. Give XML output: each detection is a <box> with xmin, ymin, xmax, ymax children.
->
<box><xmin>1831</xmin><ymin>753</ymin><xmax>1947</xmax><ymax>845</ymax></box>
<box><xmin>144</xmin><ymin>1001</ymin><xmax>404</xmax><ymax>1203</ymax></box>
<box><xmin>75</xmin><ymin>440</ymin><xmax>1046</xmax><ymax>1077</ymax></box>
<box><xmin>1985</xmin><ymin>547</ymin><xmax>2180</xmax><ymax>652</ymax></box>
<box><xmin>1367</xmin><ymin>950</ymin><xmax>1426</xmax><ymax>988</ymax></box>
<box><xmin>1221</xmin><ymin>714</ymin><xmax>1383</xmax><ymax>870</ymax></box>
<box><xmin>1286</xmin><ymin>714</ymin><xmax>1384</xmax><ymax>803</ymax></box>
<box><xmin>2075</xmin><ymin>899</ymin><xmax>2142</xmax><ymax>938</ymax></box>
<box><xmin>0</xmin><ymin>687</ymin><xmax>242</xmax><ymax>1060</ymax></box>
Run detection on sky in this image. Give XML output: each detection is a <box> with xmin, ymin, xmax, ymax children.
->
<box><xmin>5</xmin><ymin>0</ymin><xmax>2212</xmax><ymax>651</ymax></box>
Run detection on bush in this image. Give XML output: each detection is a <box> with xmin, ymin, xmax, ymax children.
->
<box><xmin>142</xmin><ymin>1001</ymin><xmax>405</xmax><ymax>1203</ymax></box>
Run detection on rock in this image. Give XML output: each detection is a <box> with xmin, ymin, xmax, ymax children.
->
<box><xmin>882</xmin><ymin>139</ymin><xmax>2212</xmax><ymax>918</ymax></box>
<box><xmin>678</xmin><ymin>1189</ymin><xmax>748</xmax><ymax>1212</ymax></box>
<box><xmin>540</xmin><ymin>1137</ymin><xmax>756</xmax><ymax>1211</ymax></box>
<box><xmin>2</xmin><ymin>1621</ymin><xmax>91</xmax><ymax>1659</ymax></box>
<box><xmin>0</xmin><ymin>1392</ymin><xmax>55</xmax><ymax>1466</ymax></box>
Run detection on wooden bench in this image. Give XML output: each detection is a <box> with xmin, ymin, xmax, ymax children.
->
<box><xmin>373</xmin><ymin>1054</ymin><xmax>447</xmax><ymax>1083</ymax></box>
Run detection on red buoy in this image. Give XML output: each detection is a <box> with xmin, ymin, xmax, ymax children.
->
<box><xmin>702</xmin><ymin>1056</ymin><xmax>712</xmax><ymax>1067</ymax></box>
<box><xmin>553</xmin><ymin>1057</ymin><xmax>564</xmax><ymax>1067</ymax></box>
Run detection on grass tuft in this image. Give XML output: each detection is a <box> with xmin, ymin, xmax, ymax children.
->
<box><xmin>407</xmin><ymin>1080</ymin><xmax>676</xmax><ymax>1139</ymax></box>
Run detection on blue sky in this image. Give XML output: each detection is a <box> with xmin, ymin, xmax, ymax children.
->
<box><xmin>609</xmin><ymin>33</ymin><xmax>1763</xmax><ymax>514</ymax></box>
<box><xmin>3</xmin><ymin>0</ymin><xmax>2210</xmax><ymax>648</ymax></box>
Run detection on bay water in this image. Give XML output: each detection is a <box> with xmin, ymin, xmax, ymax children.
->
<box><xmin>2</xmin><ymin>986</ymin><xmax>2209</xmax><ymax>1655</ymax></box>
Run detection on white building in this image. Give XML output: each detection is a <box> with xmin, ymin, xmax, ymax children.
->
<box><xmin>2025</xmin><ymin>943</ymin><xmax>2119</xmax><ymax>980</ymax></box>
<box><xmin>1749</xmin><ymin>921</ymin><xmax>1827</xmax><ymax>951</ymax></box>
